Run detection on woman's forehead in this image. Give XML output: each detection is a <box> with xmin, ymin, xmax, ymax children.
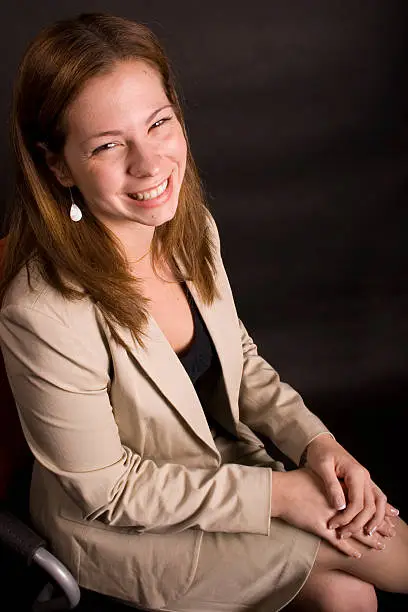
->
<box><xmin>65</xmin><ymin>60</ymin><xmax>168</xmax><ymax>135</ymax></box>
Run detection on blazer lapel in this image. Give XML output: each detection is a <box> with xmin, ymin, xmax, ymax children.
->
<box><xmin>109</xmin><ymin>315</ymin><xmax>219</xmax><ymax>455</ymax></box>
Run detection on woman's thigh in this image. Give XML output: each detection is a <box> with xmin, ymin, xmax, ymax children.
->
<box><xmin>285</xmin><ymin>569</ymin><xmax>377</xmax><ymax>612</ymax></box>
<box><xmin>315</xmin><ymin>516</ymin><xmax>408</xmax><ymax>594</ymax></box>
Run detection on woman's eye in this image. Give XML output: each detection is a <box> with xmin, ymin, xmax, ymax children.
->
<box><xmin>92</xmin><ymin>142</ymin><xmax>118</xmax><ymax>155</ymax></box>
<box><xmin>150</xmin><ymin>116</ymin><xmax>172</xmax><ymax>130</ymax></box>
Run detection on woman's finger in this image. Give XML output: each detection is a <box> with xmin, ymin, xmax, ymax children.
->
<box><xmin>364</xmin><ymin>485</ymin><xmax>387</xmax><ymax>536</ymax></box>
<box><xmin>384</xmin><ymin>501</ymin><xmax>399</xmax><ymax>518</ymax></box>
<box><xmin>326</xmin><ymin>530</ymin><xmax>365</xmax><ymax>558</ymax></box>
<box><xmin>369</xmin><ymin>481</ymin><xmax>398</xmax><ymax>518</ymax></box>
<box><xmin>315</xmin><ymin>458</ymin><xmax>347</xmax><ymax>510</ymax></box>
<box><xmin>328</xmin><ymin>467</ymin><xmax>366</xmax><ymax>529</ymax></box>
<box><xmin>345</xmin><ymin>527</ymin><xmax>387</xmax><ymax>551</ymax></box>
<box><xmin>336</xmin><ymin>482</ymin><xmax>376</xmax><ymax>538</ymax></box>
<box><xmin>325</xmin><ymin>526</ymin><xmax>385</xmax><ymax>559</ymax></box>
<box><xmin>376</xmin><ymin>516</ymin><xmax>396</xmax><ymax>538</ymax></box>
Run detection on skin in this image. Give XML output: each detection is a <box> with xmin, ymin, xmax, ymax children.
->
<box><xmin>287</xmin><ymin>515</ymin><xmax>408</xmax><ymax>611</ymax></box>
<box><xmin>42</xmin><ymin>58</ymin><xmax>408</xmax><ymax>610</ymax></box>
<box><xmin>304</xmin><ymin>434</ymin><xmax>398</xmax><ymax>549</ymax></box>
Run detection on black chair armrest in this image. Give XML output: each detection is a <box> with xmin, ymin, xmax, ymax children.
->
<box><xmin>0</xmin><ymin>508</ymin><xmax>80</xmax><ymax>609</ymax></box>
<box><xmin>0</xmin><ymin>507</ymin><xmax>45</xmax><ymax>563</ymax></box>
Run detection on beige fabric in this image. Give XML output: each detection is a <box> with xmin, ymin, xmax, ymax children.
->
<box><xmin>0</xmin><ymin>216</ymin><xmax>330</xmax><ymax>610</ymax></box>
<box><xmin>111</xmin><ymin>434</ymin><xmax>321</xmax><ymax>612</ymax></box>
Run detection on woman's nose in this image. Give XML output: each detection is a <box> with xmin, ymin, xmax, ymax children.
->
<box><xmin>127</xmin><ymin>143</ymin><xmax>161</xmax><ymax>178</ymax></box>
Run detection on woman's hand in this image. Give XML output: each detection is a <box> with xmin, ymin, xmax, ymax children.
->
<box><xmin>303</xmin><ymin>434</ymin><xmax>399</xmax><ymax>539</ymax></box>
<box><xmin>375</xmin><ymin>515</ymin><xmax>397</xmax><ymax>539</ymax></box>
<box><xmin>271</xmin><ymin>468</ymin><xmax>387</xmax><ymax>558</ymax></box>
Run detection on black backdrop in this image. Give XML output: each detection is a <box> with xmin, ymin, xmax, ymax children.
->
<box><xmin>1</xmin><ymin>2</ymin><xmax>407</xmax><ymax>608</ymax></box>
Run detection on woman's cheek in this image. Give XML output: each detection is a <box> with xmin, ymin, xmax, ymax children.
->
<box><xmin>85</xmin><ymin>165</ymin><xmax>120</xmax><ymax>197</ymax></box>
<box><xmin>162</xmin><ymin>124</ymin><xmax>187</xmax><ymax>155</ymax></box>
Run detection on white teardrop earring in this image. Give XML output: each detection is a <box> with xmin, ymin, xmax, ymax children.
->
<box><xmin>69</xmin><ymin>187</ymin><xmax>82</xmax><ymax>222</ymax></box>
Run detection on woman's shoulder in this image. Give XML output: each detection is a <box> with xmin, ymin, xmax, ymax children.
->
<box><xmin>1</xmin><ymin>258</ymin><xmax>94</xmax><ymax>328</ymax></box>
<box><xmin>2</xmin><ymin>259</ymin><xmax>51</xmax><ymax>311</ymax></box>
<box><xmin>0</xmin><ymin>260</ymin><xmax>110</xmax><ymax>372</ymax></box>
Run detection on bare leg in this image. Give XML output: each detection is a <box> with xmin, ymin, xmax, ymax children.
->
<box><xmin>285</xmin><ymin>516</ymin><xmax>408</xmax><ymax>611</ymax></box>
<box><xmin>285</xmin><ymin>570</ymin><xmax>377</xmax><ymax>611</ymax></box>
<box><xmin>315</xmin><ymin>516</ymin><xmax>408</xmax><ymax>594</ymax></box>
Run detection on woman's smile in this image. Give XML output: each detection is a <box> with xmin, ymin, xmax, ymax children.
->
<box><xmin>126</xmin><ymin>174</ymin><xmax>171</xmax><ymax>207</ymax></box>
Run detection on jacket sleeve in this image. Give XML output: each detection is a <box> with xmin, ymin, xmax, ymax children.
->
<box><xmin>238</xmin><ymin>319</ymin><xmax>333</xmax><ymax>466</ymax></box>
<box><xmin>0</xmin><ymin>303</ymin><xmax>272</xmax><ymax>536</ymax></box>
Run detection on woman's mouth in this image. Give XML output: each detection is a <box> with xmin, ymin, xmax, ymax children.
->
<box><xmin>127</xmin><ymin>176</ymin><xmax>171</xmax><ymax>207</ymax></box>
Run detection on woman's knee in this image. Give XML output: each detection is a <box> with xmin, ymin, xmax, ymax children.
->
<box><xmin>314</xmin><ymin>518</ymin><xmax>408</xmax><ymax>594</ymax></box>
<box><xmin>288</xmin><ymin>568</ymin><xmax>377</xmax><ymax>612</ymax></box>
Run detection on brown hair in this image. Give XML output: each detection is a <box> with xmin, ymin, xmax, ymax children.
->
<box><xmin>0</xmin><ymin>12</ymin><xmax>218</xmax><ymax>347</ymax></box>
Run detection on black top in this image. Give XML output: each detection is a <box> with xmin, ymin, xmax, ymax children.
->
<box><xmin>178</xmin><ymin>284</ymin><xmax>237</xmax><ymax>439</ymax></box>
<box><xmin>177</xmin><ymin>284</ymin><xmax>224</xmax><ymax>429</ymax></box>
<box><xmin>177</xmin><ymin>285</ymin><xmax>216</xmax><ymax>385</ymax></box>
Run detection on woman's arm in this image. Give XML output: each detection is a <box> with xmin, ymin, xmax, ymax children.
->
<box><xmin>238</xmin><ymin>318</ymin><xmax>333</xmax><ymax>466</ymax></box>
<box><xmin>0</xmin><ymin>303</ymin><xmax>272</xmax><ymax>535</ymax></box>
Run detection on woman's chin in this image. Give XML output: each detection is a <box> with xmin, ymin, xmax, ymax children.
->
<box><xmin>132</xmin><ymin>201</ymin><xmax>179</xmax><ymax>227</ymax></box>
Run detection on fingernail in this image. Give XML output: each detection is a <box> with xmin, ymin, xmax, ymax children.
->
<box><xmin>390</xmin><ymin>528</ymin><xmax>396</xmax><ymax>537</ymax></box>
<box><xmin>335</xmin><ymin>499</ymin><xmax>346</xmax><ymax>510</ymax></box>
<box><xmin>341</xmin><ymin>531</ymin><xmax>351</xmax><ymax>539</ymax></box>
<box><xmin>376</xmin><ymin>542</ymin><xmax>386</xmax><ymax>550</ymax></box>
<box><xmin>390</xmin><ymin>507</ymin><xmax>399</xmax><ymax>516</ymax></box>
<box><xmin>368</xmin><ymin>526</ymin><xmax>377</xmax><ymax>536</ymax></box>
<box><xmin>352</xmin><ymin>551</ymin><xmax>362</xmax><ymax>559</ymax></box>
<box><xmin>329</xmin><ymin>523</ymin><xmax>339</xmax><ymax>530</ymax></box>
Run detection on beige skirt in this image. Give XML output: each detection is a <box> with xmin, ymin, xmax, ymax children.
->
<box><xmin>117</xmin><ymin>431</ymin><xmax>321</xmax><ymax>612</ymax></box>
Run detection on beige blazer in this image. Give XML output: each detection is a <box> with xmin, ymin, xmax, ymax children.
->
<box><xmin>0</xmin><ymin>217</ymin><xmax>330</xmax><ymax>609</ymax></box>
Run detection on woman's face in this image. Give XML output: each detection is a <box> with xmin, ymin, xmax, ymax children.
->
<box><xmin>51</xmin><ymin>60</ymin><xmax>187</xmax><ymax>231</ymax></box>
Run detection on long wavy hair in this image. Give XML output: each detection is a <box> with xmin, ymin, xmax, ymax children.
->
<box><xmin>0</xmin><ymin>12</ymin><xmax>218</xmax><ymax>347</ymax></box>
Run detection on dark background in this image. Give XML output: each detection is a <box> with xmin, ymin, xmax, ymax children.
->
<box><xmin>1</xmin><ymin>1</ymin><xmax>407</xmax><ymax>609</ymax></box>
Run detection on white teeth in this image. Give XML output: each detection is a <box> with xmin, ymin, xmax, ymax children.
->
<box><xmin>129</xmin><ymin>178</ymin><xmax>168</xmax><ymax>201</ymax></box>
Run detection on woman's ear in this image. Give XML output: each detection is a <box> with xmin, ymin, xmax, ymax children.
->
<box><xmin>37</xmin><ymin>142</ymin><xmax>75</xmax><ymax>187</ymax></box>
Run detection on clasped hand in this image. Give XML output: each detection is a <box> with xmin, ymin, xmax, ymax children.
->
<box><xmin>305</xmin><ymin>434</ymin><xmax>398</xmax><ymax>539</ymax></box>
<box><xmin>273</xmin><ymin>435</ymin><xmax>399</xmax><ymax>558</ymax></box>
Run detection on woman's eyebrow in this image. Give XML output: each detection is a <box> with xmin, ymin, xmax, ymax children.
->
<box><xmin>80</xmin><ymin>104</ymin><xmax>174</xmax><ymax>146</ymax></box>
<box><xmin>146</xmin><ymin>103</ymin><xmax>174</xmax><ymax>124</ymax></box>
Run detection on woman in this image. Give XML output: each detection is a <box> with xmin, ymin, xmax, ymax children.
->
<box><xmin>0</xmin><ymin>13</ymin><xmax>406</xmax><ymax>612</ymax></box>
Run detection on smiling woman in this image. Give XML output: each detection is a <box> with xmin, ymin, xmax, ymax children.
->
<box><xmin>0</xmin><ymin>12</ymin><xmax>407</xmax><ymax>612</ymax></box>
